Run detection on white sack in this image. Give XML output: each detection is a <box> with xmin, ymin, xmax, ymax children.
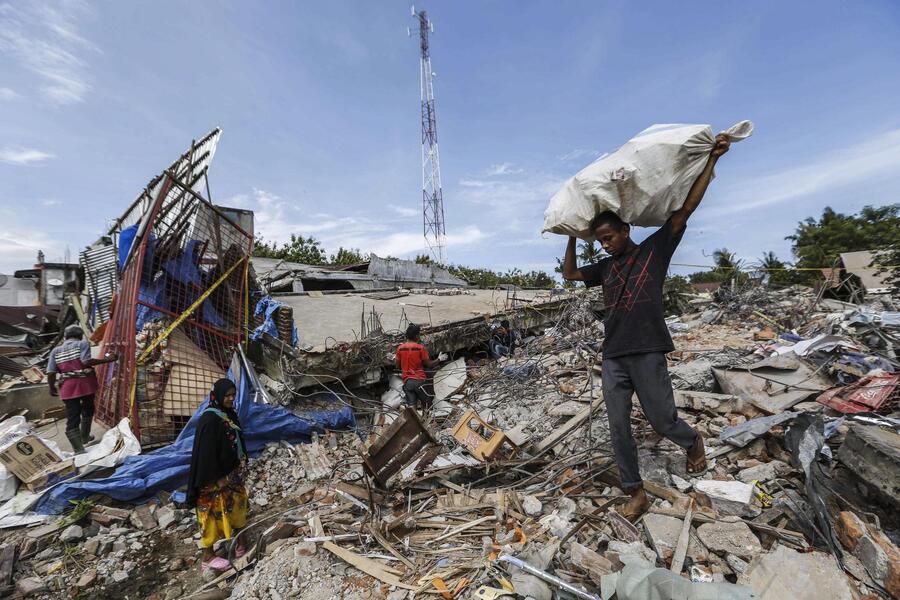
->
<box><xmin>543</xmin><ymin>120</ymin><xmax>753</xmax><ymax>239</ymax></box>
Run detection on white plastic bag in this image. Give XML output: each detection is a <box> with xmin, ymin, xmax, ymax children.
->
<box><xmin>543</xmin><ymin>120</ymin><xmax>753</xmax><ymax>239</ymax></box>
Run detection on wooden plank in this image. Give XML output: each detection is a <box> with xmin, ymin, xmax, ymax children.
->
<box><xmin>670</xmin><ymin>501</ymin><xmax>693</xmax><ymax>574</ymax></box>
<box><xmin>532</xmin><ymin>397</ymin><xmax>603</xmax><ymax>454</ymax></box>
<box><xmin>368</xmin><ymin>525</ymin><xmax>416</xmax><ymax>571</ymax></box>
<box><xmin>432</xmin><ymin>515</ymin><xmax>495</xmax><ymax>543</ymax></box>
<box><xmin>0</xmin><ymin>543</ymin><xmax>16</xmax><ymax>588</ymax></box>
<box><xmin>308</xmin><ymin>515</ymin><xmax>324</xmax><ymax>537</ymax></box>
<box><xmin>323</xmin><ymin>542</ymin><xmax>416</xmax><ymax>590</ymax></box>
<box><xmin>643</xmin><ymin>481</ymin><xmax>688</xmax><ymax>504</ymax></box>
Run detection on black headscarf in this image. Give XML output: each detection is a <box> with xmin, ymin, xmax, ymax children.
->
<box><xmin>185</xmin><ymin>378</ymin><xmax>246</xmax><ymax>507</ymax></box>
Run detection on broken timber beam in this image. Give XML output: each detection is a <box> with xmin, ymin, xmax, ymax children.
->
<box><xmin>532</xmin><ymin>397</ymin><xmax>603</xmax><ymax>455</ymax></box>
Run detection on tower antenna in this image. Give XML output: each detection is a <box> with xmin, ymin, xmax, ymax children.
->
<box><xmin>410</xmin><ymin>8</ymin><xmax>447</xmax><ymax>263</ymax></box>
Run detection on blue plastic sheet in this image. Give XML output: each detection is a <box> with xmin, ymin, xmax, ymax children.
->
<box><xmin>134</xmin><ymin>240</ymin><xmax>224</xmax><ymax>331</ymax></box>
<box><xmin>34</xmin><ymin>361</ymin><xmax>355</xmax><ymax>514</ymax></box>
<box><xmin>251</xmin><ymin>296</ymin><xmax>299</xmax><ymax>347</ymax></box>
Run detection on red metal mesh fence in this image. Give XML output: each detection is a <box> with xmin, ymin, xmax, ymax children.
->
<box><xmin>95</xmin><ymin>130</ymin><xmax>252</xmax><ymax>446</ymax></box>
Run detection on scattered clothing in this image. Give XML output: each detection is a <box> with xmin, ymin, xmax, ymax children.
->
<box><xmin>490</xmin><ymin>330</ymin><xmax>517</xmax><ymax>359</ymax></box>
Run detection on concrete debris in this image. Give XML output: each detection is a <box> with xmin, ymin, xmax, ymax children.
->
<box><xmin>835</xmin><ymin>511</ymin><xmax>900</xmax><ymax>597</ymax></box>
<box><xmin>738</xmin><ymin>544</ymin><xmax>856</xmax><ymax>600</ymax></box>
<box><xmin>3</xmin><ymin>248</ymin><xmax>900</xmax><ymax>600</ymax></box>
<box><xmin>696</xmin><ymin>520</ymin><xmax>763</xmax><ymax>559</ymax></box>
<box><xmin>693</xmin><ymin>480</ymin><xmax>756</xmax><ymax>517</ymax></box>
<box><xmin>642</xmin><ymin>513</ymin><xmax>707</xmax><ymax>564</ymax></box>
<box><xmin>836</xmin><ymin>424</ymin><xmax>900</xmax><ymax>506</ymax></box>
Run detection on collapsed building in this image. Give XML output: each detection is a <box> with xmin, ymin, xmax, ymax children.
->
<box><xmin>0</xmin><ymin>130</ymin><xmax>898</xmax><ymax>600</ymax></box>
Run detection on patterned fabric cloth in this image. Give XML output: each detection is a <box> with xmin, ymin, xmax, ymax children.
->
<box><xmin>195</xmin><ymin>469</ymin><xmax>248</xmax><ymax>549</ymax></box>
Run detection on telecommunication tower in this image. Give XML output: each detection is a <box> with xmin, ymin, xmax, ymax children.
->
<box><xmin>410</xmin><ymin>7</ymin><xmax>447</xmax><ymax>263</ymax></box>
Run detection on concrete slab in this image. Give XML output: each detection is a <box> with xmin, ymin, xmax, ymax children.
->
<box><xmin>277</xmin><ymin>289</ymin><xmax>559</xmax><ymax>345</ymax></box>
<box><xmin>739</xmin><ymin>544</ymin><xmax>854</xmax><ymax>600</ymax></box>
<box><xmin>837</xmin><ymin>424</ymin><xmax>900</xmax><ymax>505</ymax></box>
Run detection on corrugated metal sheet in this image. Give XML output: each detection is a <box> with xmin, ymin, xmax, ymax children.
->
<box><xmin>80</xmin><ymin>244</ymin><xmax>118</xmax><ymax>325</ymax></box>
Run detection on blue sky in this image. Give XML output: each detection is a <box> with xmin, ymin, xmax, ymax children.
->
<box><xmin>2</xmin><ymin>1</ymin><xmax>900</xmax><ymax>278</ymax></box>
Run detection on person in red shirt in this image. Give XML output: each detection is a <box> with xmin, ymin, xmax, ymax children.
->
<box><xmin>47</xmin><ymin>325</ymin><xmax>118</xmax><ymax>453</ymax></box>
<box><xmin>395</xmin><ymin>324</ymin><xmax>446</xmax><ymax>408</ymax></box>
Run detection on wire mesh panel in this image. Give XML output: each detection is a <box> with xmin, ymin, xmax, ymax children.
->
<box><xmin>95</xmin><ymin>129</ymin><xmax>252</xmax><ymax>446</ymax></box>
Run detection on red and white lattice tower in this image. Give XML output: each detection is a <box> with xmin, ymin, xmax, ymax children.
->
<box><xmin>411</xmin><ymin>7</ymin><xmax>447</xmax><ymax>263</ymax></box>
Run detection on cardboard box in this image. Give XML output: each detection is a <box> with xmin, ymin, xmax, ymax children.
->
<box><xmin>23</xmin><ymin>458</ymin><xmax>76</xmax><ymax>492</ymax></box>
<box><xmin>0</xmin><ymin>434</ymin><xmax>63</xmax><ymax>482</ymax></box>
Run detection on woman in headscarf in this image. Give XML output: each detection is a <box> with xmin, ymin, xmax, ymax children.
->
<box><xmin>186</xmin><ymin>378</ymin><xmax>249</xmax><ymax>574</ymax></box>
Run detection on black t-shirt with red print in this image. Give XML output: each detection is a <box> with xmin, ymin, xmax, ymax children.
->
<box><xmin>580</xmin><ymin>219</ymin><xmax>684</xmax><ymax>358</ymax></box>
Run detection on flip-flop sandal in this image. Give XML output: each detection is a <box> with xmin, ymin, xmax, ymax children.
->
<box><xmin>201</xmin><ymin>557</ymin><xmax>232</xmax><ymax>573</ymax></box>
<box><xmin>234</xmin><ymin>545</ymin><xmax>247</xmax><ymax>559</ymax></box>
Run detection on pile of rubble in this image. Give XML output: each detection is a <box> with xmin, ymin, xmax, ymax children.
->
<box><xmin>1</xmin><ymin>282</ymin><xmax>899</xmax><ymax>600</ymax></box>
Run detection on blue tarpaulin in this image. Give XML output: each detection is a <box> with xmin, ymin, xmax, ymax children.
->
<box><xmin>34</xmin><ymin>359</ymin><xmax>355</xmax><ymax>514</ymax></box>
<box><xmin>251</xmin><ymin>296</ymin><xmax>299</xmax><ymax>347</ymax></box>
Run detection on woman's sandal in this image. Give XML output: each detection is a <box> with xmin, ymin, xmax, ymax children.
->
<box><xmin>686</xmin><ymin>436</ymin><xmax>708</xmax><ymax>476</ymax></box>
<box><xmin>201</xmin><ymin>556</ymin><xmax>232</xmax><ymax>573</ymax></box>
<box><xmin>234</xmin><ymin>545</ymin><xmax>247</xmax><ymax>559</ymax></box>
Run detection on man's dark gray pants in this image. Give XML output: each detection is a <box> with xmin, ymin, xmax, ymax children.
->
<box><xmin>601</xmin><ymin>352</ymin><xmax>698</xmax><ymax>492</ymax></box>
<box><xmin>403</xmin><ymin>378</ymin><xmax>430</xmax><ymax>407</ymax></box>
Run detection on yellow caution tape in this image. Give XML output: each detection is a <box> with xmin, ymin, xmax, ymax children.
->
<box><xmin>127</xmin><ymin>255</ymin><xmax>249</xmax><ymax>425</ymax></box>
<box><xmin>751</xmin><ymin>480</ymin><xmax>774</xmax><ymax>508</ymax></box>
<box><xmin>137</xmin><ymin>256</ymin><xmax>249</xmax><ymax>363</ymax></box>
<box><xmin>671</xmin><ymin>262</ymin><xmax>900</xmax><ymax>272</ymax></box>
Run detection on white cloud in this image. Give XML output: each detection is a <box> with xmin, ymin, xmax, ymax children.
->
<box><xmin>230</xmin><ymin>188</ymin><xmax>487</xmax><ymax>261</ymax></box>
<box><xmin>486</xmin><ymin>162</ymin><xmax>523</xmax><ymax>176</ymax></box>
<box><xmin>707</xmin><ymin>127</ymin><xmax>900</xmax><ymax>217</ymax></box>
<box><xmin>0</xmin><ymin>2</ymin><xmax>96</xmax><ymax>105</ymax></box>
<box><xmin>361</xmin><ymin>226</ymin><xmax>487</xmax><ymax>258</ymax></box>
<box><xmin>0</xmin><ymin>147</ymin><xmax>54</xmax><ymax>165</ymax></box>
<box><xmin>0</xmin><ymin>87</ymin><xmax>16</xmax><ymax>100</ymax></box>
<box><xmin>41</xmin><ymin>199</ymin><xmax>62</xmax><ymax>207</ymax></box>
<box><xmin>388</xmin><ymin>204</ymin><xmax>419</xmax><ymax>218</ymax></box>
<box><xmin>557</xmin><ymin>148</ymin><xmax>602</xmax><ymax>162</ymax></box>
<box><xmin>0</xmin><ymin>228</ymin><xmax>64</xmax><ymax>273</ymax></box>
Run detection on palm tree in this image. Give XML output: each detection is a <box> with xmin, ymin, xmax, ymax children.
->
<box><xmin>711</xmin><ymin>248</ymin><xmax>746</xmax><ymax>287</ymax></box>
<box><xmin>756</xmin><ymin>251</ymin><xmax>795</xmax><ymax>287</ymax></box>
<box><xmin>579</xmin><ymin>240</ymin><xmax>602</xmax><ymax>264</ymax></box>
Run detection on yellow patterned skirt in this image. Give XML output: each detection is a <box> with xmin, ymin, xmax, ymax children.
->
<box><xmin>195</xmin><ymin>470</ymin><xmax>249</xmax><ymax>549</ymax></box>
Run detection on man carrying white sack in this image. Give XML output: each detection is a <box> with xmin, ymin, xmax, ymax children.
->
<box><xmin>562</xmin><ymin>133</ymin><xmax>731</xmax><ymax>520</ymax></box>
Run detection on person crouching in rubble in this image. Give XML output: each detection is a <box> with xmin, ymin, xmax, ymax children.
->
<box><xmin>46</xmin><ymin>325</ymin><xmax>119</xmax><ymax>454</ymax></box>
<box><xmin>187</xmin><ymin>379</ymin><xmax>249</xmax><ymax>575</ymax></box>
<box><xmin>562</xmin><ymin>134</ymin><xmax>731</xmax><ymax>520</ymax></box>
<box><xmin>395</xmin><ymin>324</ymin><xmax>447</xmax><ymax>408</ymax></box>
<box><xmin>490</xmin><ymin>319</ymin><xmax>517</xmax><ymax>359</ymax></box>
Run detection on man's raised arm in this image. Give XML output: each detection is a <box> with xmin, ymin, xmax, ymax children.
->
<box><xmin>669</xmin><ymin>134</ymin><xmax>731</xmax><ymax>234</ymax></box>
<box><xmin>562</xmin><ymin>236</ymin><xmax>584</xmax><ymax>281</ymax></box>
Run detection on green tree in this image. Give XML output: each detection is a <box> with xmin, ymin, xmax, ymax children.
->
<box><xmin>330</xmin><ymin>247</ymin><xmax>368</xmax><ymax>265</ymax></box>
<box><xmin>711</xmin><ymin>247</ymin><xmax>748</xmax><ymax>286</ymax></box>
<box><xmin>578</xmin><ymin>240</ymin><xmax>602</xmax><ymax>265</ymax></box>
<box><xmin>253</xmin><ymin>234</ymin><xmax>326</xmax><ymax>264</ymax></box>
<box><xmin>554</xmin><ymin>257</ymin><xmax>580</xmax><ymax>288</ymax></box>
<box><xmin>786</xmin><ymin>205</ymin><xmax>900</xmax><ymax>274</ymax></box>
<box><xmin>755</xmin><ymin>251</ymin><xmax>797</xmax><ymax>287</ymax></box>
